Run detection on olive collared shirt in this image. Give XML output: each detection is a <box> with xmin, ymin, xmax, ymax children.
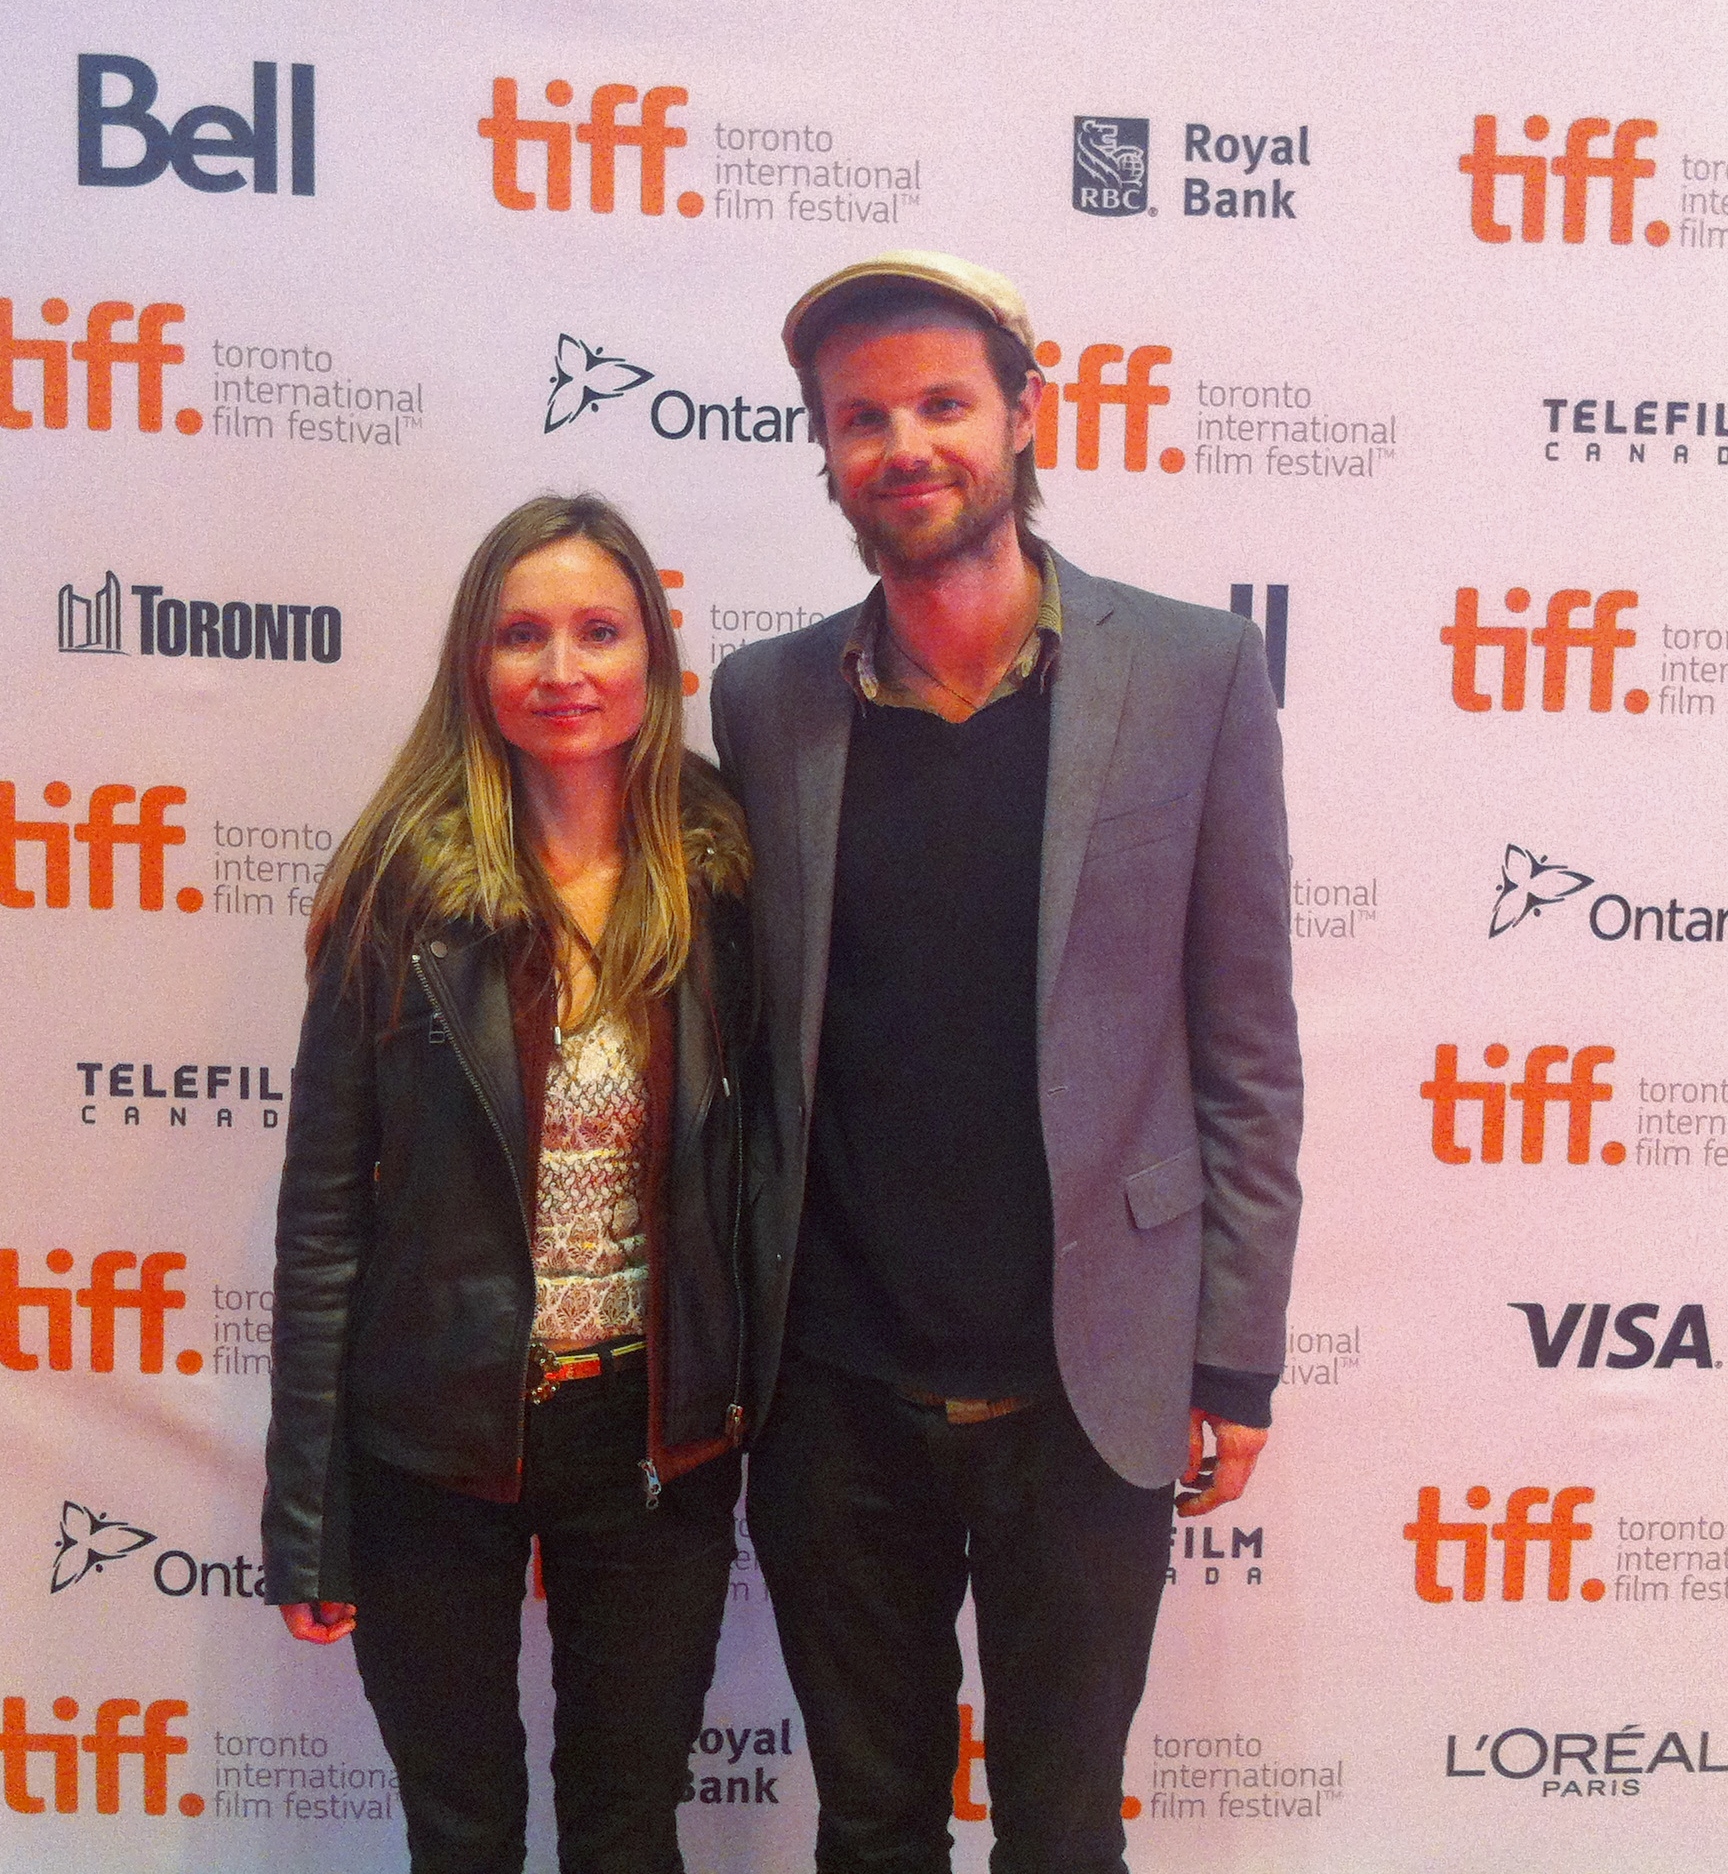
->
<box><xmin>840</xmin><ymin>547</ymin><xmax>1063</xmax><ymax>714</ymax></box>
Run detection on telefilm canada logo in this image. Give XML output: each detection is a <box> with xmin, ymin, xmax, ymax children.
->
<box><xmin>1073</xmin><ymin>117</ymin><xmax>1149</xmax><ymax>216</ymax></box>
<box><xmin>55</xmin><ymin>573</ymin><xmax>342</xmax><ymax>661</ymax></box>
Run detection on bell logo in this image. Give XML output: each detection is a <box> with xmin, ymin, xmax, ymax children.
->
<box><xmin>1460</xmin><ymin>116</ymin><xmax>1666</xmax><ymax>245</ymax></box>
<box><xmin>77</xmin><ymin>56</ymin><xmax>313</xmax><ymax>196</ymax></box>
<box><xmin>0</xmin><ymin>1248</ymin><xmax>202</xmax><ymax>1376</ymax></box>
<box><xmin>1</xmin><ymin>299</ymin><xmax>201</xmax><ymax>435</ymax></box>
<box><xmin>1404</xmin><ymin>1486</ymin><xmax>1603</xmax><ymax>1603</ymax></box>
<box><xmin>479</xmin><ymin>79</ymin><xmax>703</xmax><ymax>217</ymax></box>
<box><xmin>0</xmin><ymin>1695</ymin><xmax>197</xmax><ymax>1816</ymax></box>
<box><xmin>1442</xmin><ymin>587</ymin><xmax>1645</xmax><ymax>713</ymax></box>
<box><xmin>1420</xmin><ymin>1044</ymin><xmax>1623</xmax><ymax>1166</ymax></box>
<box><xmin>0</xmin><ymin>782</ymin><xmax>200</xmax><ymax>913</ymax></box>
<box><xmin>1031</xmin><ymin>341</ymin><xmax>1184</xmax><ymax>473</ymax></box>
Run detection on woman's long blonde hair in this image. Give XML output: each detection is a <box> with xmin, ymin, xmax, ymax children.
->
<box><xmin>306</xmin><ymin>494</ymin><xmax>747</xmax><ymax>1039</ymax></box>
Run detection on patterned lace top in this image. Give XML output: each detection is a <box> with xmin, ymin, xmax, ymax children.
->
<box><xmin>530</xmin><ymin>1010</ymin><xmax>649</xmax><ymax>1350</ymax></box>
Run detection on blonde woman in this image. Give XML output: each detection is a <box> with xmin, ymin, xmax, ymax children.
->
<box><xmin>262</xmin><ymin>494</ymin><xmax>751</xmax><ymax>1874</ymax></box>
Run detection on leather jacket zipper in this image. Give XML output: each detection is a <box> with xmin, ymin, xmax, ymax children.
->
<box><xmin>693</xmin><ymin>937</ymin><xmax>748</xmax><ymax>1448</ymax></box>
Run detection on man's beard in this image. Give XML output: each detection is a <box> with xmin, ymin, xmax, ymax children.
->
<box><xmin>833</xmin><ymin>448</ymin><xmax>1019</xmax><ymax>578</ymax></box>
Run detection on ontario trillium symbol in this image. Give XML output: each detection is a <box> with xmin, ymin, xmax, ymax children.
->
<box><xmin>544</xmin><ymin>337</ymin><xmax>654</xmax><ymax>433</ymax></box>
<box><xmin>1489</xmin><ymin>845</ymin><xmax>1594</xmax><ymax>937</ymax></box>
<box><xmin>51</xmin><ymin>1500</ymin><xmax>155</xmax><ymax>1593</ymax></box>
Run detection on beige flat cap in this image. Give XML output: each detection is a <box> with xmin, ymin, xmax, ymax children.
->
<box><xmin>782</xmin><ymin>251</ymin><xmax>1035</xmax><ymax>366</ymax></box>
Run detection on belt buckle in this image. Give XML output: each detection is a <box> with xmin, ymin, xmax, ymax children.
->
<box><xmin>526</xmin><ymin>1341</ymin><xmax>559</xmax><ymax>1406</ymax></box>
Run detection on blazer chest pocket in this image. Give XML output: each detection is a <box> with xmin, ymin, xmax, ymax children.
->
<box><xmin>1085</xmin><ymin>789</ymin><xmax>1193</xmax><ymax>861</ymax></box>
<box><xmin>1125</xmin><ymin>1146</ymin><xmax>1205</xmax><ymax>1230</ymax></box>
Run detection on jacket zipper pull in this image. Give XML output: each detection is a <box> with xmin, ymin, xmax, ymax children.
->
<box><xmin>721</xmin><ymin>1075</ymin><xmax>732</xmax><ymax>1098</ymax></box>
<box><xmin>639</xmin><ymin>1456</ymin><xmax>662</xmax><ymax>1510</ymax></box>
<box><xmin>725</xmin><ymin>1403</ymin><xmax>745</xmax><ymax>1446</ymax></box>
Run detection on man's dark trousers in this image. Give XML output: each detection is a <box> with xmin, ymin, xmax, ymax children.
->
<box><xmin>749</xmin><ymin>1356</ymin><xmax>1175</xmax><ymax>1874</ymax></box>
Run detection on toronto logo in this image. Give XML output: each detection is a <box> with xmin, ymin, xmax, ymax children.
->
<box><xmin>58</xmin><ymin>573</ymin><xmax>124</xmax><ymax>653</ymax></box>
<box><xmin>51</xmin><ymin>1500</ymin><xmax>156</xmax><ymax>1592</ymax></box>
<box><xmin>544</xmin><ymin>336</ymin><xmax>654</xmax><ymax>432</ymax></box>
<box><xmin>1073</xmin><ymin>116</ymin><xmax>1149</xmax><ymax>216</ymax></box>
<box><xmin>1490</xmin><ymin>844</ymin><xmax>1593</xmax><ymax>936</ymax></box>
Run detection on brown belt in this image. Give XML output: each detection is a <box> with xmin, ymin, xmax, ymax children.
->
<box><xmin>895</xmin><ymin>1385</ymin><xmax>1037</xmax><ymax>1426</ymax></box>
<box><xmin>527</xmin><ymin>1337</ymin><xmax>646</xmax><ymax>1404</ymax></box>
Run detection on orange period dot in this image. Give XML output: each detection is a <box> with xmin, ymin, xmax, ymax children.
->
<box><xmin>46</xmin><ymin>1248</ymin><xmax>74</xmax><ymax>1274</ymax></box>
<box><xmin>41</xmin><ymin>298</ymin><xmax>69</xmax><ymax>325</ymax></box>
<box><xmin>1484</xmin><ymin>1044</ymin><xmax>1509</xmax><ymax>1068</ymax></box>
<box><xmin>177</xmin><ymin>886</ymin><xmax>205</xmax><ymax>912</ymax></box>
<box><xmin>1645</xmin><ymin>221</ymin><xmax>1670</xmax><ymax>246</ymax></box>
<box><xmin>1121</xmin><ymin>1796</ymin><xmax>1143</xmax><ymax>1819</ymax></box>
<box><xmin>1158</xmin><ymin>447</ymin><xmax>1185</xmax><ymax>473</ymax></box>
<box><xmin>179</xmin><ymin>1792</ymin><xmax>206</xmax><ymax>1816</ymax></box>
<box><xmin>1466</xmin><ymin>1486</ymin><xmax>1491</xmax><ymax>1509</ymax></box>
<box><xmin>1601</xmin><ymin>1141</ymin><xmax>1626</xmax><ymax>1165</ymax></box>
<box><xmin>176</xmin><ymin>408</ymin><xmax>203</xmax><ymax>435</ymax></box>
<box><xmin>1581</xmin><ymin>1578</ymin><xmax>1606</xmax><ymax>1601</ymax></box>
<box><xmin>44</xmin><ymin>781</ymin><xmax>72</xmax><ymax>807</ymax></box>
<box><xmin>1624</xmin><ymin>689</ymin><xmax>1649</xmax><ymax>714</ymax></box>
<box><xmin>677</xmin><ymin>191</ymin><xmax>705</xmax><ymax>217</ymax></box>
<box><xmin>176</xmin><ymin>1349</ymin><xmax>204</xmax><ymax>1374</ymax></box>
<box><xmin>1504</xmin><ymin>588</ymin><xmax>1530</xmax><ymax>613</ymax></box>
<box><xmin>545</xmin><ymin>80</ymin><xmax>573</xmax><ymax>106</ymax></box>
<box><xmin>681</xmin><ymin>670</ymin><xmax>700</xmax><ymax>696</ymax></box>
<box><xmin>1034</xmin><ymin>340</ymin><xmax>1062</xmax><ymax>368</ymax></box>
<box><xmin>1523</xmin><ymin>116</ymin><xmax>1550</xmax><ymax>142</ymax></box>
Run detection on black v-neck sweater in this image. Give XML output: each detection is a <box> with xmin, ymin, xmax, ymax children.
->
<box><xmin>789</xmin><ymin>683</ymin><xmax>1060</xmax><ymax>1396</ymax></box>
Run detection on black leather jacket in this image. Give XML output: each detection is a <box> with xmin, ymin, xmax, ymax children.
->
<box><xmin>261</xmin><ymin>886</ymin><xmax>750</xmax><ymax>1604</ymax></box>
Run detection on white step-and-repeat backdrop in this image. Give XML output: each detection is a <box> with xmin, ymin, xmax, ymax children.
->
<box><xmin>4</xmin><ymin>3</ymin><xmax>1725</xmax><ymax>1869</ymax></box>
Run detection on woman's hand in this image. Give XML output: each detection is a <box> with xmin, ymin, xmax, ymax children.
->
<box><xmin>280</xmin><ymin>1601</ymin><xmax>357</xmax><ymax>1644</ymax></box>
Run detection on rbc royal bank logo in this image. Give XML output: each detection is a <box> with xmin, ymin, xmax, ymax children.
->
<box><xmin>1072</xmin><ymin>117</ymin><xmax>1149</xmax><ymax>216</ymax></box>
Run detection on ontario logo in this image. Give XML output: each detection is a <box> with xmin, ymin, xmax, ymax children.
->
<box><xmin>1460</xmin><ymin>115</ymin><xmax>1664</xmax><ymax>245</ymax></box>
<box><xmin>1486</xmin><ymin>845</ymin><xmax>1728</xmax><ymax>947</ymax></box>
<box><xmin>1072</xmin><ymin>117</ymin><xmax>1149</xmax><ymax>216</ymax></box>
<box><xmin>49</xmin><ymin>1499</ymin><xmax>270</xmax><ymax>1601</ymax></box>
<box><xmin>51</xmin><ymin>1503</ymin><xmax>154</xmax><ymax>1593</ymax></box>
<box><xmin>1489</xmin><ymin>846</ymin><xmax>1593</xmax><ymax>935</ymax></box>
<box><xmin>544</xmin><ymin>337</ymin><xmax>653</xmax><ymax>432</ymax></box>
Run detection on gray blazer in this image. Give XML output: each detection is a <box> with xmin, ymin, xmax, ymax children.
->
<box><xmin>709</xmin><ymin>551</ymin><xmax>1302</xmax><ymax>1487</ymax></box>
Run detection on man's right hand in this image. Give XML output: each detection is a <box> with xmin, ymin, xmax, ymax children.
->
<box><xmin>280</xmin><ymin>1601</ymin><xmax>357</xmax><ymax>1644</ymax></box>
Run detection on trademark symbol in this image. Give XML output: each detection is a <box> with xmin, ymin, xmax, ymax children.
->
<box><xmin>1146</xmin><ymin>204</ymin><xmax>1158</xmax><ymax>216</ymax></box>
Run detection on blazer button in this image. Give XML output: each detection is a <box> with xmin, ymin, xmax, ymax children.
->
<box><xmin>429</xmin><ymin>940</ymin><xmax>448</xmax><ymax>957</ymax></box>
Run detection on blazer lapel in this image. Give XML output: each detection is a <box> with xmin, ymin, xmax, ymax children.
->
<box><xmin>1038</xmin><ymin>555</ymin><xmax>1132</xmax><ymax>1029</ymax></box>
<box><xmin>785</xmin><ymin>617</ymin><xmax>857</xmax><ymax>1099</ymax></box>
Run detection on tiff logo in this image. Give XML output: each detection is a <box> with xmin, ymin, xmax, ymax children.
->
<box><xmin>0</xmin><ymin>1248</ymin><xmax>200</xmax><ymax>1375</ymax></box>
<box><xmin>78</xmin><ymin>56</ymin><xmax>313</xmax><ymax>195</ymax></box>
<box><xmin>1421</xmin><ymin>1044</ymin><xmax>1623</xmax><ymax>1166</ymax></box>
<box><xmin>1229</xmin><ymin>584</ymin><xmax>1288</xmax><ymax>706</ymax></box>
<box><xmin>0</xmin><ymin>1695</ymin><xmax>194</xmax><ymax>1816</ymax></box>
<box><xmin>1</xmin><ymin>298</ymin><xmax>200</xmax><ymax>435</ymax></box>
<box><xmin>1031</xmin><ymin>341</ymin><xmax>1183</xmax><ymax>473</ymax></box>
<box><xmin>479</xmin><ymin>79</ymin><xmax>702</xmax><ymax>216</ymax></box>
<box><xmin>1442</xmin><ymin>587</ymin><xmax>1645</xmax><ymax>714</ymax></box>
<box><xmin>0</xmin><ymin>782</ymin><xmax>198</xmax><ymax>912</ymax></box>
<box><xmin>1460</xmin><ymin>115</ymin><xmax>1666</xmax><ymax>245</ymax></box>
<box><xmin>58</xmin><ymin>573</ymin><xmax>123</xmax><ymax>654</ymax></box>
<box><xmin>1405</xmin><ymin>1487</ymin><xmax>1603</xmax><ymax>1602</ymax></box>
